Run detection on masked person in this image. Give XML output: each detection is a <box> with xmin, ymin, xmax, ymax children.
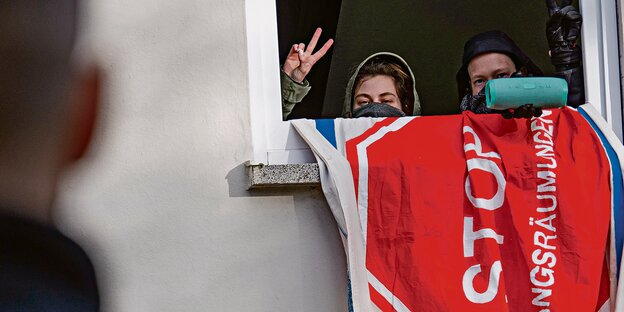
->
<box><xmin>456</xmin><ymin>0</ymin><xmax>584</xmax><ymax>118</ymax></box>
<box><xmin>456</xmin><ymin>30</ymin><xmax>544</xmax><ymax>117</ymax></box>
<box><xmin>342</xmin><ymin>52</ymin><xmax>421</xmax><ymax>118</ymax></box>
<box><xmin>281</xmin><ymin>29</ymin><xmax>421</xmax><ymax>119</ymax></box>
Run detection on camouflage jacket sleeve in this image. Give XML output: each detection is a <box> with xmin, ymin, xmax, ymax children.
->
<box><xmin>281</xmin><ymin>70</ymin><xmax>311</xmax><ymax>120</ymax></box>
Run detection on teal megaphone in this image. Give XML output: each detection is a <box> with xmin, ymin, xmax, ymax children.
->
<box><xmin>485</xmin><ymin>77</ymin><xmax>568</xmax><ymax>110</ymax></box>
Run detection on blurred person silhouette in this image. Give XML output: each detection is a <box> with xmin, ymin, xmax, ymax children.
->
<box><xmin>0</xmin><ymin>1</ymin><xmax>101</xmax><ymax>311</ymax></box>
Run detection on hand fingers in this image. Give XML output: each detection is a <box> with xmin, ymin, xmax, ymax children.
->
<box><xmin>545</xmin><ymin>0</ymin><xmax>559</xmax><ymax>15</ymax></box>
<box><xmin>560</xmin><ymin>5</ymin><xmax>581</xmax><ymax>19</ymax></box>
<box><xmin>297</xmin><ymin>61</ymin><xmax>314</xmax><ymax>79</ymax></box>
<box><xmin>497</xmin><ymin>104</ymin><xmax>539</xmax><ymax>119</ymax></box>
<box><xmin>289</xmin><ymin>43</ymin><xmax>305</xmax><ymax>56</ymax></box>
<box><xmin>533</xmin><ymin>107</ymin><xmax>543</xmax><ymax>118</ymax></box>
<box><xmin>311</xmin><ymin>39</ymin><xmax>334</xmax><ymax>60</ymax></box>
<box><xmin>501</xmin><ymin>110</ymin><xmax>513</xmax><ymax>119</ymax></box>
<box><xmin>295</xmin><ymin>43</ymin><xmax>306</xmax><ymax>60</ymax></box>
<box><xmin>512</xmin><ymin>104</ymin><xmax>535</xmax><ymax>119</ymax></box>
<box><xmin>561</xmin><ymin>6</ymin><xmax>582</xmax><ymax>41</ymax></box>
<box><xmin>293</xmin><ymin>38</ymin><xmax>333</xmax><ymax>81</ymax></box>
<box><xmin>306</xmin><ymin>27</ymin><xmax>323</xmax><ymax>54</ymax></box>
<box><xmin>289</xmin><ymin>43</ymin><xmax>300</xmax><ymax>55</ymax></box>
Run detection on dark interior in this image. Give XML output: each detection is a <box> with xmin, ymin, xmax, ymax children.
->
<box><xmin>278</xmin><ymin>0</ymin><xmax>579</xmax><ymax>119</ymax></box>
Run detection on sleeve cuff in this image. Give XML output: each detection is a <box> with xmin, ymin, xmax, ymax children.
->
<box><xmin>280</xmin><ymin>70</ymin><xmax>311</xmax><ymax>103</ymax></box>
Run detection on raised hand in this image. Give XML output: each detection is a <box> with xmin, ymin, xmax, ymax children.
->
<box><xmin>282</xmin><ymin>28</ymin><xmax>334</xmax><ymax>83</ymax></box>
<box><xmin>545</xmin><ymin>0</ymin><xmax>582</xmax><ymax>69</ymax></box>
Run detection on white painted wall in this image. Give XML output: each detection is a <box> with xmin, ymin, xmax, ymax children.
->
<box><xmin>56</xmin><ymin>1</ymin><xmax>347</xmax><ymax>311</ymax></box>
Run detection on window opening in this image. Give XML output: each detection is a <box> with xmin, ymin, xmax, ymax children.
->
<box><xmin>277</xmin><ymin>0</ymin><xmax>568</xmax><ymax>118</ymax></box>
<box><xmin>246</xmin><ymin>0</ymin><xmax>622</xmax><ymax>165</ymax></box>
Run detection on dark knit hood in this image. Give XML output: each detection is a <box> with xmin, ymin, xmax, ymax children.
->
<box><xmin>456</xmin><ymin>30</ymin><xmax>543</xmax><ymax>100</ymax></box>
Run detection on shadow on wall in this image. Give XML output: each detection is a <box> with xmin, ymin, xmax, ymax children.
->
<box><xmin>291</xmin><ymin>189</ymin><xmax>349</xmax><ymax>311</ymax></box>
<box><xmin>224</xmin><ymin>163</ymin><xmax>349</xmax><ymax>311</ymax></box>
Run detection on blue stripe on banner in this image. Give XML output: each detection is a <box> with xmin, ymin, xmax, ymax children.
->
<box><xmin>315</xmin><ymin>119</ymin><xmax>337</xmax><ymax>148</ymax></box>
<box><xmin>579</xmin><ymin>107</ymin><xmax>624</xmax><ymax>278</ymax></box>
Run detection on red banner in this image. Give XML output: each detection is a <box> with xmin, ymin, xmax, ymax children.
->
<box><xmin>346</xmin><ymin>109</ymin><xmax>611</xmax><ymax>311</ymax></box>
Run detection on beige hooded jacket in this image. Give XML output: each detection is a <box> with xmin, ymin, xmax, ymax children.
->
<box><xmin>341</xmin><ymin>52</ymin><xmax>421</xmax><ymax>117</ymax></box>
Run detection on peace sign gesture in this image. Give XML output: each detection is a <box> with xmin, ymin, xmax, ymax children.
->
<box><xmin>545</xmin><ymin>0</ymin><xmax>582</xmax><ymax>50</ymax></box>
<box><xmin>282</xmin><ymin>28</ymin><xmax>334</xmax><ymax>83</ymax></box>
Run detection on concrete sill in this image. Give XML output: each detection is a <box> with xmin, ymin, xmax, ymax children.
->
<box><xmin>247</xmin><ymin>163</ymin><xmax>320</xmax><ymax>189</ymax></box>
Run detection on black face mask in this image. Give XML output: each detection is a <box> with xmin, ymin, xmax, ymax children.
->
<box><xmin>460</xmin><ymin>72</ymin><xmax>525</xmax><ymax>114</ymax></box>
<box><xmin>352</xmin><ymin>102</ymin><xmax>406</xmax><ymax>118</ymax></box>
<box><xmin>459</xmin><ymin>88</ymin><xmax>489</xmax><ymax>114</ymax></box>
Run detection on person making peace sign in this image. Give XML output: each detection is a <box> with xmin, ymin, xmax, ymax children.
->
<box><xmin>280</xmin><ymin>28</ymin><xmax>422</xmax><ymax>119</ymax></box>
<box><xmin>280</xmin><ymin>28</ymin><xmax>334</xmax><ymax>119</ymax></box>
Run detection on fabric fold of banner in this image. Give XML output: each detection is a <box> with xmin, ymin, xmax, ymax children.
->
<box><xmin>292</xmin><ymin>105</ymin><xmax>624</xmax><ymax>312</ymax></box>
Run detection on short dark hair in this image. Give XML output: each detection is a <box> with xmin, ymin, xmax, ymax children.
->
<box><xmin>352</xmin><ymin>56</ymin><xmax>415</xmax><ymax>116</ymax></box>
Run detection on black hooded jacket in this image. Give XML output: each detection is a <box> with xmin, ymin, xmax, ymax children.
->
<box><xmin>456</xmin><ymin>30</ymin><xmax>584</xmax><ymax>109</ymax></box>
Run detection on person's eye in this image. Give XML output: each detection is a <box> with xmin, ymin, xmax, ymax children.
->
<box><xmin>381</xmin><ymin>99</ymin><xmax>393</xmax><ymax>104</ymax></box>
<box><xmin>358</xmin><ymin>100</ymin><xmax>370</xmax><ymax>106</ymax></box>
<box><xmin>473</xmin><ymin>79</ymin><xmax>485</xmax><ymax>86</ymax></box>
<box><xmin>496</xmin><ymin>73</ymin><xmax>510</xmax><ymax>79</ymax></box>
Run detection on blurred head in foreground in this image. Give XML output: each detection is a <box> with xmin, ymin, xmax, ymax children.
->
<box><xmin>0</xmin><ymin>1</ymin><xmax>101</xmax><ymax>311</ymax></box>
<box><xmin>0</xmin><ymin>1</ymin><xmax>100</xmax><ymax>223</ymax></box>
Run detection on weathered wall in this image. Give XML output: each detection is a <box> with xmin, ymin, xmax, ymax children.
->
<box><xmin>56</xmin><ymin>1</ymin><xmax>347</xmax><ymax>311</ymax></box>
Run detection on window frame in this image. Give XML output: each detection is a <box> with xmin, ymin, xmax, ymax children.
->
<box><xmin>579</xmin><ymin>0</ymin><xmax>623</xmax><ymax>139</ymax></box>
<box><xmin>246</xmin><ymin>0</ymin><xmax>315</xmax><ymax>165</ymax></box>
<box><xmin>245</xmin><ymin>0</ymin><xmax>623</xmax><ymax>165</ymax></box>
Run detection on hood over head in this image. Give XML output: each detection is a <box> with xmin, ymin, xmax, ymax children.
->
<box><xmin>456</xmin><ymin>30</ymin><xmax>543</xmax><ymax>101</ymax></box>
<box><xmin>342</xmin><ymin>52</ymin><xmax>421</xmax><ymax>117</ymax></box>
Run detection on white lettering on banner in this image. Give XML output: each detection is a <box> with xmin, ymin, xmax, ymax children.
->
<box><xmin>536</xmin><ymin>195</ymin><xmax>557</xmax><ymax>212</ymax></box>
<box><xmin>463</xmin><ymin>217</ymin><xmax>504</xmax><ymax>257</ymax></box>
<box><xmin>537</xmin><ymin>171</ymin><xmax>557</xmax><ymax>193</ymax></box>
<box><xmin>529</xmin><ymin>110</ymin><xmax>558</xmax><ymax>309</ymax></box>
<box><xmin>462</xmin><ymin>126</ymin><xmax>507</xmax><ymax>304</ymax></box>
<box><xmin>535</xmin><ymin>144</ymin><xmax>557</xmax><ymax>168</ymax></box>
<box><xmin>530</xmin><ymin>266</ymin><xmax>555</xmax><ymax>287</ymax></box>
<box><xmin>463</xmin><ymin>126</ymin><xmax>502</xmax><ymax>159</ymax></box>
<box><xmin>465</xmin><ymin>158</ymin><xmax>507</xmax><ymax>210</ymax></box>
<box><xmin>532</xmin><ymin>288</ymin><xmax>553</xmax><ymax>307</ymax></box>
<box><xmin>463</xmin><ymin>261</ymin><xmax>503</xmax><ymax>304</ymax></box>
